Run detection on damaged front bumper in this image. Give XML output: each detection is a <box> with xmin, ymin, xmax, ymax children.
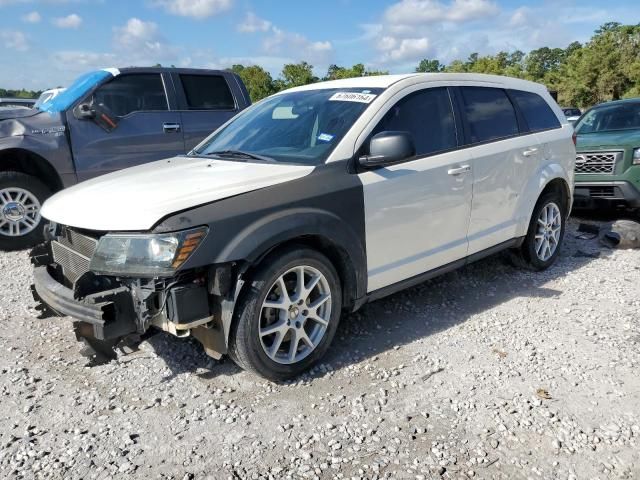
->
<box><xmin>30</xmin><ymin>239</ymin><xmax>238</xmax><ymax>359</ymax></box>
<box><xmin>31</xmin><ymin>265</ymin><xmax>137</xmax><ymax>341</ymax></box>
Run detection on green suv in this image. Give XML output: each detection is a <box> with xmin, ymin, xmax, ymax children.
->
<box><xmin>573</xmin><ymin>98</ymin><xmax>640</xmax><ymax>209</ymax></box>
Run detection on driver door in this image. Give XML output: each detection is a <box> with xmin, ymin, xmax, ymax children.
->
<box><xmin>66</xmin><ymin>73</ymin><xmax>185</xmax><ymax>182</ymax></box>
<box><xmin>359</xmin><ymin>87</ymin><xmax>473</xmax><ymax>292</ymax></box>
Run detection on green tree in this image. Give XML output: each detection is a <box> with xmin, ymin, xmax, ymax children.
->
<box><xmin>279</xmin><ymin>61</ymin><xmax>317</xmax><ymax>89</ymax></box>
<box><xmin>557</xmin><ymin>23</ymin><xmax>640</xmax><ymax>107</ymax></box>
<box><xmin>325</xmin><ymin>63</ymin><xmax>388</xmax><ymax>80</ymax></box>
<box><xmin>415</xmin><ymin>59</ymin><xmax>444</xmax><ymax>72</ymax></box>
<box><xmin>229</xmin><ymin>64</ymin><xmax>276</xmax><ymax>102</ymax></box>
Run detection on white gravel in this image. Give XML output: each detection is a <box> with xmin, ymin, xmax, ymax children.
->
<box><xmin>1</xmin><ymin>218</ymin><xmax>639</xmax><ymax>479</ymax></box>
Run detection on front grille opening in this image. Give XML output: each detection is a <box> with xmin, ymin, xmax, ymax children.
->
<box><xmin>575</xmin><ymin>152</ymin><xmax>621</xmax><ymax>175</ymax></box>
<box><xmin>51</xmin><ymin>228</ymin><xmax>100</xmax><ymax>285</ymax></box>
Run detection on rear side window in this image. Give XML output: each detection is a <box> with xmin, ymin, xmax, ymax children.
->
<box><xmin>372</xmin><ymin>87</ymin><xmax>457</xmax><ymax>157</ymax></box>
<box><xmin>460</xmin><ymin>87</ymin><xmax>518</xmax><ymax>144</ymax></box>
<box><xmin>180</xmin><ymin>75</ymin><xmax>235</xmax><ymax>110</ymax></box>
<box><xmin>511</xmin><ymin>90</ymin><xmax>561</xmax><ymax>132</ymax></box>
<box><xmin>94</xmin><ymin>74</ymin><xmax>168</xmax><ymax>117</ymax></box>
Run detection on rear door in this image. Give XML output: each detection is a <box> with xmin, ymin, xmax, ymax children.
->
<box><xmin>172</xmin><ymin>73</ymin><xmax>241</xmax><ymax>151</ymax></box>
<box><xmin>67</xmin><ymin>72</ymin><xmax>185</xmax><ymax>181</ymax></box>
<box><xmin>359</xmin><ymin>86</ymin><xmax>473</xmax><ymax>292</ymax></box>
<box><xmin>457</xmin><ymin>86</ymin><xmax>541</xmax><ymax>255</ymax></box>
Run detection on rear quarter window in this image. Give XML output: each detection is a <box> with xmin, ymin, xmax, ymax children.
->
<box><xmin>180</xmin><ymin>74</ymin><xmax>235</xmax><ymax>110</ymax></box>
<box><xmin>460</xmin><ymin>87</ymin><xmax>519</xmax><ymax>144</ymax></box>
<box><xmin>511</xmin><ymin>90</ymin><xmax>561</xmax><ymax>132</ymax></box>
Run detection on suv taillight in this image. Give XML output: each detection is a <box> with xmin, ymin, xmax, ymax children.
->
<box><xmin>572</xmin><ymin>132</ymin><xmax>577</xmax><ymax>146</ymax></box>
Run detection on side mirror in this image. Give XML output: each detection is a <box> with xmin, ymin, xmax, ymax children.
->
<box><xmin>74</xmin><ymin>102</ymin><xmax>95</xmax><ymax>120</ymax></box>
<box><xmin>358</xmin><ymin>131</ymin><xmax>415</xmax><ymax>168</ymax></box>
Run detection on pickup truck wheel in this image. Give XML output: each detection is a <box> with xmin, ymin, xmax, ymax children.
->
<box><xmin>509</xmin><ymin>191</ymin><xmax>566</xmax><ymax>271</ymax></box>
<box><xmin>0</xmin><ymin>172</ymin><xmax>51</xmax><ymax>251</ymax></box>
<box><xmin>228</xmin><ymin>247</ymin><xmax>342</xmax><ymax>381</ymax></box>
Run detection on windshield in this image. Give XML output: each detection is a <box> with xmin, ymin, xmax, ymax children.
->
<box><xmin>193</xmin><ymin>87</ymin><xmax>384</xmax><ymax>165</ymax></box>
<box><xmin>38</xmin><ymin>70</ymin><xmax>115</xmax><ymax>113</ymax></box>
<box><xmin>576</xmin><ymin>103</ymin><xmax>640</xmax><ymax>134</ymax></box>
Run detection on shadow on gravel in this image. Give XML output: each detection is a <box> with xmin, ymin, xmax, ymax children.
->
<box><xmin>313</xmin><ymin>221</ymin><xmax>615</xmax><ymax>376</ymax></box>
<box><xmin>120</xmin><ymin>218</ymin><xmax>615</xmax><ymax>383</ymax></box>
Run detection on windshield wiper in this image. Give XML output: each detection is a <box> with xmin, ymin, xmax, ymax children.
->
<box><xmin>204</xmin><ymin>149</ymin><xmax>274</xmax><ymax>162</ymax></box>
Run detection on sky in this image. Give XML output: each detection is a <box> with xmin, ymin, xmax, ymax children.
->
<box><xmin>0</xmin><ymin>0</ymin><xmax>638</xmax><ymax>90</ymax></box>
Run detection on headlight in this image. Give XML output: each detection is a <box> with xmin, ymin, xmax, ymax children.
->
<box><xmin>89</xmin><ymin>227</ymin><xmax>208</xmax><ymax>277</ymax></box>
<box><xmin>633</xmin><ymin>148</ymin><xmax>640</xmax><ymax>165</ymax></box>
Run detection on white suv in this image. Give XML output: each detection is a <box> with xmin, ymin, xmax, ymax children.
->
<box><xmin>32</xmin><ymin>73</ymin><xmax>575</xmax><ymax>380</ymax></box>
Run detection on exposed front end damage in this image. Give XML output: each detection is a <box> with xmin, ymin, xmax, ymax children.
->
<box><xmin>30</xmin><ymin>225</ymin><xmax>242</xmax><ymax>360</ymax></box>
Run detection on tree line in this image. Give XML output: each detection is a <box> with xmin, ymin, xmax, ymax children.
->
<box><xmin>231</xmin><ymin>22</ymin><xmax>640</xmax><ymax>108</ymax></box>
<box><xmin>3</xmin><ymin>23</ymin><xmax>638</xmax><ymax>108</ymax></box>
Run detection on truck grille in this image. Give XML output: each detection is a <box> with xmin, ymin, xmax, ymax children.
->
<box><xmin>575</xmin><ymin>152</ymin><xmax>622</xmax><ymax>174</ymax></box>
<box><xmin>586</xmin><ymin>186</ymin><xmax>616</xmax><ymax>198</ymax></box>
<box><xmin>51</xmin><ymin>229</ymin><xmax>99</xmax><ymax>284</ymax></box>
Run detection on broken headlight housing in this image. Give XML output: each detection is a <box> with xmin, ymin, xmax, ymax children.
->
<box><xmin>89</xmin><ymin>227</ymin><xmax>208</xmax><ymax>277</ymax></box>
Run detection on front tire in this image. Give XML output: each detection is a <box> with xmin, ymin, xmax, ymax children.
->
<box><xmin>228</xmin><ymin>246</ymin><xmax>342</xmax><ymax>381</ymax></box>
<box><xmin>0</xmin><ymin>172</ymin><xmax>51</xmax><ymax>251</ymax></box>
<box><xmin>510</xmin><ymin>191</ymin><xmax>566</xmax><ymax>271</ymax></box>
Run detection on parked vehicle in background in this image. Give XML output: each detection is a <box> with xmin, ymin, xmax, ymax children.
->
<box><xmin>0</xmin><ymin>98</ymin><xmax>36</xmax><ymax>109</ymax></box>
<box><xmin>562</xmin><ymin>107</ymin><xmax>582</xmax><ymax>125</ymax></box>
<box><xmin>573</xmin><ymin>98</ymin><xmax>640</xmax><ymax>209</ymax></box>
<box><xmin>31</xmin><ymin>73</ymin><xmax>575</xmax><ymax>381</ymax></box>
<box><xmin>33</xmin><ymin>88</ymin><xmax>66</xmax><ymax>110</ymax></box>
<box><xmin>0</xmin><ymin>67</ymin><xmax>250</xmax><ymax>250</ymax></box>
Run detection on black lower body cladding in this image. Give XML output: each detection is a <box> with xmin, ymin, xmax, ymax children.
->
<box><xmin>151</xmin><ymin>160</ymin><xmax>369</xmax><ymax>307</ymax></box>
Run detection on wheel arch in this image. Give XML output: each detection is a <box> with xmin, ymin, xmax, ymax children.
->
<box><xmin>243</xmin><ymin>233</ymin><xmax>361</xmax><ymax>310</ymax></box>
<box><xmin>516</xmin><ymin>163</ymin><xmax>573</xmax><ymax>238</ymax></box>
<box><xmin>0</xmin><ymin>148</ymin><xmax>64</xmax><ymax>192</ymax></box>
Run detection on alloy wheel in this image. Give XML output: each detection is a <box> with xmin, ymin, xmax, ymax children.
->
<box><xmin>534</xmin><ymin>202</ymin><xmax>562</xmax><ymax>262</ymax></box>
<box><xmin>259</xmin><ymin>265</ymin><xmax>332</xmax><ymax>365</ymax></box>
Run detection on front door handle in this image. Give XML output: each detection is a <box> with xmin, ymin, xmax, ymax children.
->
<box><xmin>522</xmin><ymin>147</ymin><xmax>539</xmax><ymax>157</ymax></box>
<box><xmin>163</xmin><ymin>122</ymin><xmax>181</xmax><ymax>133</ymax></box>
<box><xmin>447</xmin><ymin>165</ymin><xmax>471</xmax><ymax>176</ymax></box>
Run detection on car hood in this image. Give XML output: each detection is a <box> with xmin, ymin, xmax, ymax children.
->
<box><xmin>576</xmin><ymin>130</ymin><xmax>640</xmax><ymax>150</ymax></box>
<box><xmin>0</xmin><ymin>109</ymin><xmax>63</xmax><ymax>139</ymax></box>
<box><xmin>0</xmin><ymin>107</ymin><xmax>39</xmax><ymax>121</ymax></box>
<box><xmin>41</xmin><ymin>156</ymin><xmax>315</xmax><ymax>231</ymax></box>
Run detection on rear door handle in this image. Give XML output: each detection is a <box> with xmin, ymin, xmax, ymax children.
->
<box><xmin>522</xmin><ymin>147</ymin><xmax>539</xmax><ymax>157</ymax></box>
<box><xmin>447</xmin><ymin>165</ymin><xmax>471</xmax><ymax>176</ymax></box>
<box><xmin>163</xmin><ymin>122</ymin><xmax>181</xmax><ymax>133</ymax></box>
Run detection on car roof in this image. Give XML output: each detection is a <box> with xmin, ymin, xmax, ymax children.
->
<box><xmin>117</xmin><ymin>66</ymin><xmax>233</xmax><ymax>76</ymax></box>
<box><xmin>592</xmin><ymin>97</ymin><xmax>640</xmax><ymax>109</ymax></box>
<box><xmin>283</xmin><ymin>73</ymin><xmax>549</xmax><ymax>95</ymax></box>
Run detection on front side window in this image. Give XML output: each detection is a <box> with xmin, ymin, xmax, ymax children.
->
<box><xmin>510</xmin><ymin>90</ymin><xmax>561</xmax><ymax>132</ymax></box>
<box><xmin>94</xmin><ymin>74</ymin><xmax>168</xmax><ymax>117</ymax></box>
<box><xmin>576</xmin><ymin>103</ymin><xmax>640</xmax><ymax>134</ymax></box>
<box><xmin>371</xmin><ymin>87</ymin><xmax>457</xmax><ymax>157</ymax></box>
<box><xmin>461</xmin><ymin>87</ymin><xmax>518</xmax><ymax>144</ymax></box>
<box><xmin>180</xmin><ymin>75</ymin><xmax>235</xmax><ymax>110</ymax></box>
<box><xmin>193</xmin><ymin>87</ymin><xmax>384</xmax><ymax>165</ymax></box>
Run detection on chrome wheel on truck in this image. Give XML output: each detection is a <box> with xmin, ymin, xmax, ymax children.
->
<box><xmin>0</xmin><ymin>187</ymin><xmax>42</xmax><ymax>237</ymax></box>
<box><xmin>0</xmin><ymin>172</ymin><xmax>51</xmax><ymax>251</ymax></box>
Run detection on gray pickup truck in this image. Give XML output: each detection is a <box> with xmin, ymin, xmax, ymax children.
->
<box><xmin>0</xmin><ymin>67</ymin><xmax>250</xmax><ymax>250</ymax></box>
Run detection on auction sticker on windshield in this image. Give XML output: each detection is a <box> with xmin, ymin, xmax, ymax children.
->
<box><xmin>329</xmin><ymin>92</ymin><xmax>377</xmax><ymax>103</ymax></box>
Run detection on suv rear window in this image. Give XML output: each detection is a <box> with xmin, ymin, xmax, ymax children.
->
<box><xmin>511</xmin><ymin>90</ymin><xmax>561</xmax><ymax>132</ymax></box>
<box><xmin>180</xmin><ymin>75</ymin><xmax>235</xmax><ymax>110</ymax></box>
<box><xmin>460</xmin><ymin>87</ymin><xmax>518</xmax><ymax>144</ymax></box>
<box><xmin>94</xmin><ymin>74</ymin><xmax>168</xmax><ymax>117</ymax></box>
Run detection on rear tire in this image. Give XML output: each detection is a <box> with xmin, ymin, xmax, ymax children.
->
<box><xmin>0</xmin><ymin>171</ymin><xmax>51</xmax><ymax>251</ymax></box>
<box><xmin>509</xmin><ymin>191</ymin><xmax>566</xmax><ymax>271</ymax></box>
<box><xmin>228</xmin><ymin>246</ymin><xmax>342</xmax><ymax>381</ymax></box>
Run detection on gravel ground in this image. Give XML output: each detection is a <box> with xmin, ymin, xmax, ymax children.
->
<box><xmin>1</xmin><ymin>218</ymin><xmax>639</xmax><ymax>480</ymax></box>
